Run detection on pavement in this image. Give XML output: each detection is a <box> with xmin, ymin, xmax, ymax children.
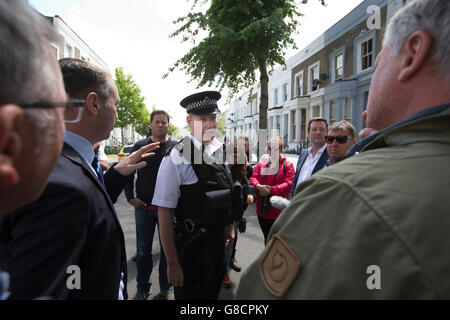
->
<box><xmin>114</xmin><ymin>191</ymin><xmax>265</xmax><ymax>300</ymax></box>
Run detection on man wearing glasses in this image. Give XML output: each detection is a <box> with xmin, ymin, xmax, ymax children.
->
<box><xmin>0</xmin><ymin>58</ymin><xmax>157</xmax><ymax>300</ymax></box>
<box><xmin>236</xmin><ymin>0</ymin><xmax>450</xmax><ymax>299</ymax></box>
<box><xmin>0</xmin><ymin>0</ymin><xmax>70</xmax><ymax>217</ymax></box>
<box><xmin>324</xmin><ymin>120</ymin><xmax>357</xmax><ymax>165</ymax></box>
<box><xmin>0</xmin><ymin>0</ymin><xmax>70</xmax><ymax>301</ymax></box>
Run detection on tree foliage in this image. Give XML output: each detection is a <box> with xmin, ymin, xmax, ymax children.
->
<box><xmin>168</xmin><ymin>123</ymin><xmax>179</xmax><ymax>138</ymax></box>
<box><xmin>114</xmin><ymin>67</ymin><xmax>149</xmax><ymax>144</ymax></box>
<box><xmin>166</xmin><ymin>0</ymin><xmax>325</xmax><ymax>131</ymax></box>
<box><xmin>216</xmin><ymin>113</ymin><xmax>226</xmax><ymax>136</ymax></box>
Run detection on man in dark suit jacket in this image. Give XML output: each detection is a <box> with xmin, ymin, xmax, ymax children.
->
<box><xmin>289</xmin><ymin>117</ymin><xmax>329</xmax><ymax>199</ymax></box>
<box><xmin>0</xmin><ymin>58</ymin><xmax>158</xmax><ymax>300</ymax></box>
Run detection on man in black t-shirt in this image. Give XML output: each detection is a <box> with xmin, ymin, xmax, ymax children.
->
<box><xmin>124</xmin><ymin>110</ymin><xmax>177</xmax><ymax>300</ymax></box>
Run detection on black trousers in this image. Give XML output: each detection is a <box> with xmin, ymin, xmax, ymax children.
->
<box><xmin>174</xmin><ymin>228</ymin><xmax>226</xmax><ymax>300</ymax></box>
<box><xmin>257</xmin><ymin>214</ymin><xmax>275</xmax><ymax>244</ymax></box>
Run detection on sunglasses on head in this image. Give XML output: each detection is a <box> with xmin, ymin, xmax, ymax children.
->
<box><xmin>325</xmin><ymin>135</ymin><xmax>353</xmax><ymax>144</ymax></box>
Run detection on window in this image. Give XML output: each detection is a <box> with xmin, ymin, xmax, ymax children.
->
<box><xmin>274</xmin><ymin>89</ymin><xmax>278</xmax><ymax>106</ymax></box>
<box><xmin>52</xmin><ymin>46</ymin><xmax>58</xmax><ymax>59</ymax></box>
<box><xmin>361</xmin><ymin>39</ymin><xmax>373</xmax><ymax>70</ymax></box>
<box><xmin>291</xmin><ymin>110</ymin><xmax>297</xmax><ymax>140</ymax></box>
<box><xmin>74</xmin><ymin>47</ymin><xmax>81</xmax><ymax>59</ymax></box>
<box><xmin>301</xmin><ymin>109</ymin><xmax>306</xmax><ymax>139</ymax></box>
<box><xmin>284</xmin><ymin>114</ymin><xmax>289</xmax><ymax>138</ymax></box>
<box><xmin>276</xmin><ymin>116</ymin><xmax>281</xmax><ymax>131</ymax></box>
<box><xmin>282</xmin><ymin>83</ymin><xmax>288</xmax><ymax>102</ymax></box>
<box><xmin>295</xmin><ymin>72</ymin><xmax>304</xmax><ymax>97</ymax></box>
<box><xmin>363</xmin><ymin>91</ymin><xmax>369</xmax><ymax>110</ymax></box>
<box><xmin>308</xmin><ymin>62</ymin><xmax>320</xmax><ymax>93</ymax></box>
<box><xmin>329</xmin><ymin>101</ymin><xmax>337</xmax><ymax>125</ymax></box>
<box><xmin>64</xmin><ymin>44</ymin><xmax>73</xmax><ymax>58</ymax></box>
<box><xmin>344</xmin><ymin>98</ymin><xmax>352</xmax><ymax>122</ymax></box>
<box><xmin>312</xmin><ymin>105</ymin><xmax>320</xmax><ymax>117</ymax></box>
<box><xmin>335</xmin><ymin>54</ymin><xmax>344</xmax><ymax>80</ymax></box>
<box><xmin>252</xmin><ymin>99</ymin><xmax>257</xmax><ymax>114</ymax></box>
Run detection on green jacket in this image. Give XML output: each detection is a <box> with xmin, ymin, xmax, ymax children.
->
<box><xmin>235</xmin><ymin>106</ymin><xmax>450</xmax><ymax>299</ymax></box>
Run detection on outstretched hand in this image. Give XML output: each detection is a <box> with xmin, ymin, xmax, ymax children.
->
<box><xmin>113</xmin><ymin>142</ymin><xmax>160</xmax><ymax>176</ymax></box>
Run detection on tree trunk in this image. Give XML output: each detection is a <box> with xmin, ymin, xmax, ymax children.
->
<box><xmin>121</xmin><ymin>127</ymin><xmax>125</xmax><ymax>146</ymax></box>
<box><xmin>258</xmin><ymin>58</ymin><xmax>268</xmax><ymax>131</ymax></box>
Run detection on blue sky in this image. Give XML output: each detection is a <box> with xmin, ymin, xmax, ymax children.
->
<box><xmin>29</xmin><ymin>0</ymin><xmax>364</xmax><ymax>128</ymax></box>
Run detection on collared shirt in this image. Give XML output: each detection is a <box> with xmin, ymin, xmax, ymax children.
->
<box><xmin>97</xmin><ymin>144</ymin><xmax>108</xmax><ymax>162</ymax></box>
<box><xmin>64</xmin><ymin>131</ymin><xmax>97</xmax><ymax>176</ymax></box>
<box><xmin>346</xmin><ymin>103</ymin><xmax>450</xmax><ymax>157</ymax></box>
<box><xmin>152</xmin><ymin>134</ymin><xmax>223</xmax><ymax>209</ymax></box>
<box><xmin>0</xmin><ymin>270</ymin><xmax>10</xmax><ymax>300</ymax></box>
<box><xmin>64</xmin><ymin>131</ymin><xmax>124</xmax><ymax>300</ymax></box>
<box><xmin>296</xmin><ymin>144</ymin><xmax>327</xmax><ymax>188</ymax></box>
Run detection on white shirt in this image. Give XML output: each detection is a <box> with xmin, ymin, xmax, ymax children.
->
<box><xmin>296</xmin><ymin>144</ymin><xmax>327</xmax><ymax>188</ymax></box>
<box><xmin>97</xmin><ymin>144</ymin><xmax>108</xmax><ymax>162</ymax></box>
<box><xmin>151</xmin><ymin>134</ymin><xmax>223</xmax><ymax>209</ymax></box>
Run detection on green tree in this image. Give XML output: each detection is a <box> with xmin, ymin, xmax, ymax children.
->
<box><xmin>216</xmin><ymin>113</ymin><xmax>226</xmax><ymax>136</ymax></box>
<box><xmin>134</xmin><ymin>107</ymin><xmax>151</xmax><ymax>137</ymax></box>
<box><xmin>168</xmin><ymin>123</ymin><xmax>179</xmax><ymax>138</ymax></box>
<box><xmin>166</xmin><ymin>0</ymin><xmax>325</xmax><ymax>132</ymax></box>
<box><xmin>115</xmin><ymin>67</ymin><xmax>148</xmax><ymax>145</ymax></box>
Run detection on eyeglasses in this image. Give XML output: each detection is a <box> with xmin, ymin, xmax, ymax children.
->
<box><xmin>325</xmin><ymin>135</ymin><xmax>353</xmax><ymax>144</ymax></box>
<box><xmin>18</xmin><ymin>98</ymin><xmax>85</xmax><ymax>123</ymax></box>
<box><xmin>268</xmin><ymin>146</ymin><xmax>279</xmax><ymax>151</ymax></box>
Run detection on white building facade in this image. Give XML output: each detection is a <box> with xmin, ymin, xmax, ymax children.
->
<box><xmin>46</xmin><ymin>15</ymin><xmax>143</xmax><ymax>148</ymax></box>
<box><xmin>224</xmin><ymin>0</ymin><xmax>405</xmax><ymax>154</ymax></box>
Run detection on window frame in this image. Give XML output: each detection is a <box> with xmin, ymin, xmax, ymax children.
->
<box><xmin>308</xmin><ymin>61</ymin><xmax>320</xmax><ymax>94</ymax></box>
<box><xmin>282</xmin><ymin>83</ymin><xmax>288</xmax><ymax>103</ymax></box>
<box><xmin>330</xmin><ymin>46</ymin><xmax>346</xmax><ymax>83</ymax></box>
<box><xmin>354</xmin><ymin>30</ymin><xmax>376</xmax><ymax>74</ymax></box>
<box><xmin>294</xmin><ymin>71</ymin><xmax>304</xmax><ymax>97</ymax></box>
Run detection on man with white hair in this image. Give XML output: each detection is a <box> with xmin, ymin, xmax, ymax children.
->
<box><xmin>236</xmin><ymin>0</ymin><xmax>450</xmax><ymax>299</ymax></box>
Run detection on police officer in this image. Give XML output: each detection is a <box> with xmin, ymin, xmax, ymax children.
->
<box><xmin>152</xmin><ymin>91</ymin><xmax>236</xmax><ymax>300</ymax></box>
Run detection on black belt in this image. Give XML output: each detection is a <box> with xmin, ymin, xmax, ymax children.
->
<box><xmin>175</xmin><ymin>219</ymin><xmax>226</xmax><ymax>243</ymax></box>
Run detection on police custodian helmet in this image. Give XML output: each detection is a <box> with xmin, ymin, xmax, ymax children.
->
<box><xmin>180</xmin><ymin>91</ymin><xmax>221</xmax><ymax>115</ymax></box>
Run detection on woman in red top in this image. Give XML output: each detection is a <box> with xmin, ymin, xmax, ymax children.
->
<box><xmin>250</xmin><ymin>137</ymin><xmax>295</xmax><ymax>244</ymax></box>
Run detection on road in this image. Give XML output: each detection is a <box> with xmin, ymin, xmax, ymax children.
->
<box><xmin>115</xmin><ymin>191</ymin><xmax>265</xmax><ymax>300</ymax></box>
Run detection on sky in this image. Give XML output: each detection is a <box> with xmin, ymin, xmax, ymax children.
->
<box><xmin>29</xmin><ymin>0</ymin><xmax>365</xmax><ymax>129</ymax></box>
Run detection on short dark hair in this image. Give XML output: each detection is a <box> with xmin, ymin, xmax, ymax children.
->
<box><xmin>59</xmin><ymin>58</ymin><xmax>111</xmax><ymax>101</ymax></box>
<box><xmin>150</xmin><ymin>110</ymin><xmax>169</xmax><ymax>123</ymax></box>
<box><xmin>308</xmin><ymin>117</ymin><xmax>328</xmax><ymax>132</ymax></box>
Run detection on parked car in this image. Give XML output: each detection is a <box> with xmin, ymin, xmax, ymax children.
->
<box><xmin>118</xmin><ymin>145</ymin><xmax>133</xmax><ymax>162</ymax></box>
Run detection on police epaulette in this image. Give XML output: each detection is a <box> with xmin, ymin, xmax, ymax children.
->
<box><xmin>165</xmin><ymin>137</ymin><xmax>186</xmax><ymax>157</ymax></box>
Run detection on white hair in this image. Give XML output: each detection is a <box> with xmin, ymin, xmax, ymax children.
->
<box><xmin>383</xmin><ymin>0</ymin><xmax>450</xmax><ymax>80</ymax></box>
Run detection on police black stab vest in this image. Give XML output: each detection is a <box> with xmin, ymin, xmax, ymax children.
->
<box><xmin>170</xmin><ymin>136</ymin><xmax>234</xmax><ymax>229</ymax></box>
